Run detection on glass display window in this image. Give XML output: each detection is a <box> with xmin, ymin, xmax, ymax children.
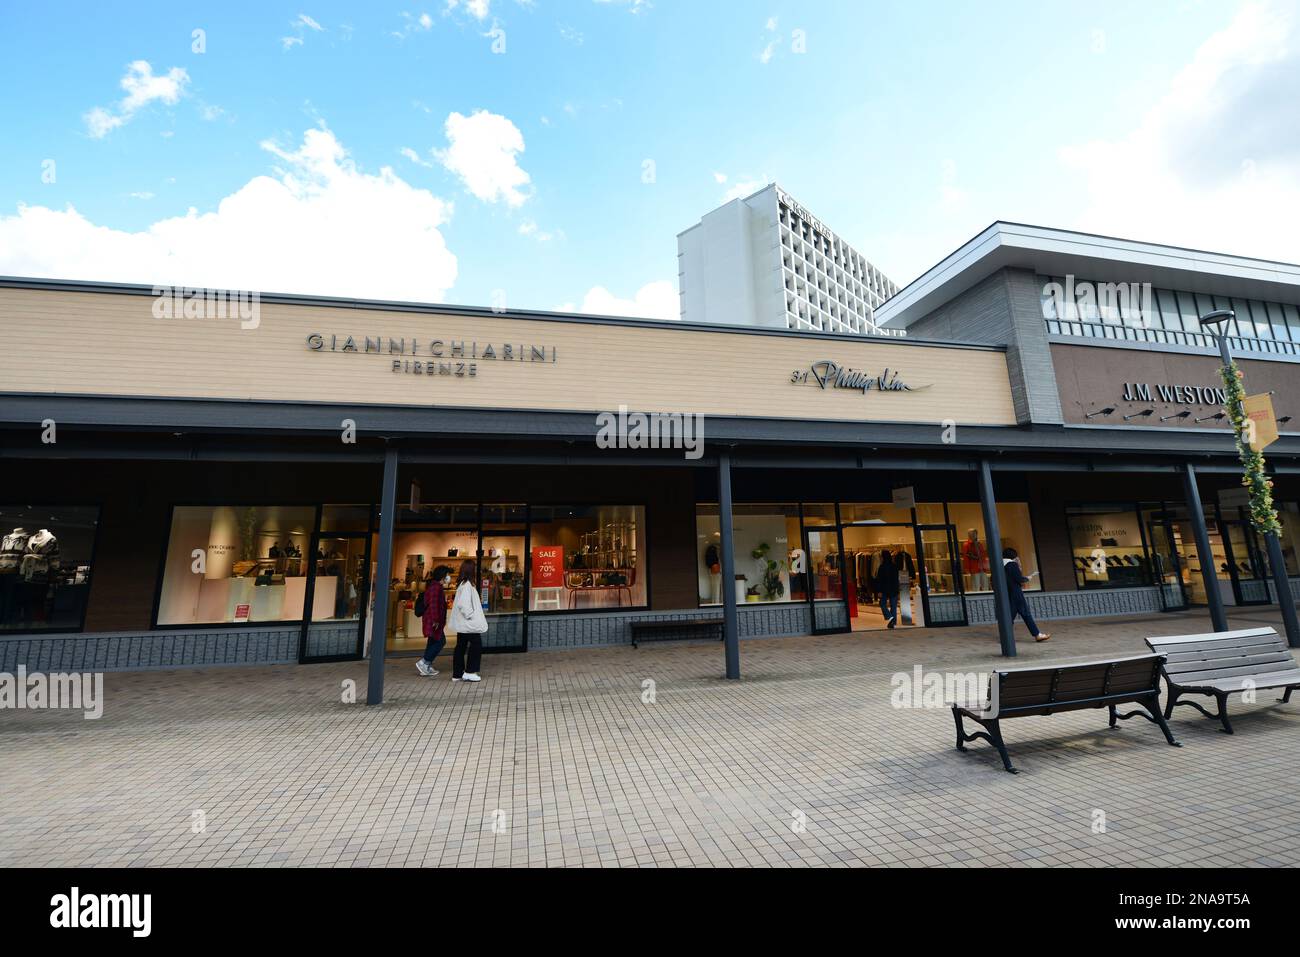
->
<box><xmin>157</xmin><ymin>505</ymin><xmax>316</xmax><ymax>625</ymax></box>
<box><xmin>946</xmin><ymin>502</ymin><xmax>1040</xmax><ymax>592</ymax></box>
<box><xmin>528</xmin><ymin>505</ymin><xmax>646</xmax><ymax>611</ymax></box>
<box><xmin>1065</xmin><ymin>505</ymin><xmax>1152</xmax><ymax>589</ymax></box>
<box><xmin>0</xmin><ymin>504</ymin><xmax>100</xmax><ymax>632</ymax></box>
<box><xmin>696</xmin><ymin>504</ymin><xmax>804</xmax><ymax>606</ymax></box>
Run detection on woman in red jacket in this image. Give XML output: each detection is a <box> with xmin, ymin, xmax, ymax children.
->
<box><xmin>415</xmin><ymin>570</ymin><xmax>448</xmax><ymax>677</ymax></box>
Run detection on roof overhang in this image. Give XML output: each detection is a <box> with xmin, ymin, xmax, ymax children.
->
<box><xmin>875</xmin><ymin>222</ymin><xmax>1300</xmax><ymax>330</ymax></box>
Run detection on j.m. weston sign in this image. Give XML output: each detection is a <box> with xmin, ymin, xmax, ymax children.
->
<box><xmin>1121</xmin><ymin>381</ymin><xmax>1227</xmax><ymax>407</ymax></box>
<box><xmin>306</xmin><ymin>333</ymin><xmax>557</xmax><ymax>378</ymax></box>
<box><xmin>791</xmin><ymin>359</ymin><xmax>932</xmax><ymax>395</ymax></box>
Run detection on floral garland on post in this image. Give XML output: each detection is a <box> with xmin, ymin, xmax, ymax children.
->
<box><xmin>1220</xmin><ymin>361</ymin><xmax>1282</xmax><ymax>535</ymax></box>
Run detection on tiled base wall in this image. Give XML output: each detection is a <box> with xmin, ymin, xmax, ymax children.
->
<box><xmin>526</xmin><ymin>603</ymin><xmax>812</xmax><ymax>650</ymax></box>
<box><xmin>0</xmin><ymin>626</ymin><xmax>303</xmax><ymax>673</ymax></box>
<box><xmin>965</xmin><ymin>587</ymin><xmax>1164</xmax><ymax>624</ymax></box>
<box><xmin>5</xmin><ymin>581</ymin><xmax>1297</xmax><ymax>671</ymax></box>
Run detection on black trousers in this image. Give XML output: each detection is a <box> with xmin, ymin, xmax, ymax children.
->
<box><xmin>453</xmin><ymin>633</ymin><xmax>482</xmax><ymax>677</ymax></box>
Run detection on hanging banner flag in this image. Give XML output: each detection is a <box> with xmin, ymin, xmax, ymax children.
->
<box><xmin>1242</xmin><ymin>393</ymin><xmax>1279</xmax><ymax>451</ymax></box>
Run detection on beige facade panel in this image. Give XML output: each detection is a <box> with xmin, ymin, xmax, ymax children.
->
<box><xmin>0</xmin><ymin>288</ymin><xmax>1018</xmax><ymax>425</ymax></box>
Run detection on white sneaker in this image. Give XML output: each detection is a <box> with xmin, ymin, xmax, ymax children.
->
<box><xmin>415</xmin><ymin>659</ymin><xmax>432</xmax><ymax>676</ymax></box>
<box><xmin>461</xmin><ymin>672</ymin><xmax>482</xmax><ymax>682</ymax></box>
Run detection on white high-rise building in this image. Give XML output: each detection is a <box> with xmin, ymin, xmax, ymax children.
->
<box><xmin>676</xmin><ymin>183</ymin><xmax>901</xmax><ymax>335</ymax></box>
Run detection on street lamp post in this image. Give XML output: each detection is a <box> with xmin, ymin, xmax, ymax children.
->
<box><xmin>1200</xmin><ymin>310</ymin><xmax>1300</xmax><ymax>648</ymax></box>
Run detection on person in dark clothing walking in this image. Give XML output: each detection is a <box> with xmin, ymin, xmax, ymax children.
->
<box><xmin>414</xmin><ymin>570</ymin><xmax>447</xmax><ymax>676</ymax></box>
<box><xmin>1002</xmin><ymin>547</ymin><xmax>1051</xmax><ymax>642</ymax></box>
<box><xmin>873</xmin><ymin>549</ymin><xmax>900</xmax><ymax>629</ymax></box>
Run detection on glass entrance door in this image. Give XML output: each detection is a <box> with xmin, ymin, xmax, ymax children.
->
<box><xmin>300</xmin><ymin>532</ymin><xmax>370</xmax><ymax>661</ymax></box>
<box><xmin>1221</xmin><ymin>513</ymin><xmax>1270</xmax><ymax>605</ymax></box>
<box><xmin>806</xmin><ymin>526</ymin><xmax>848</xmax><ymax>634</ymax></box>
<box><xmin>478</xmin><ymin>525</ymin><xmax>528</xmax><ymax>651</ymax></box>
<box><xmin>1144</xmin><ymin>516</ymin><xmax>1189</xmax><ymax>612</ymax></box>
<box><xmin>917</xmin><ymin>524</ymin><xmax>967</xmax><ymax>625</ymax></box>
<box><xmin>840</xmin><ymin>523</ymin><xmax>919</xmax><ymax>632</ymax></box>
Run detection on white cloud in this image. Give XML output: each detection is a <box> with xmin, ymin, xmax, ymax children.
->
<box><xmin>392</xmin><ymin>11</ymin><xmax>434</xmax><ymax>38</ymax></box>
<box><xmin>712</xmin><ymin>171</ymin><xmax>727</xmax><ymax>184</ymax></box>
<box><xmin>1059</xmin><ymin>0</ymin><xmax>1300</xmax><ymax>261</ymax></box>
<box><xmin>721</xmin><ymin>176</ymin><xmax>768</xmax><ymax>202</ymax></box>
<box><xmin>282</xmin><ymin>13</ymin><xmax>325</xmax><ymax>50</ymax></box>
<box><xmin>435</xmin><ymin>109</ymin><xmax>532</xmax><ymax>207</ymax></box>
<box><xmin>400</xmin><ymin>146</ymin><xmax>435</xmax><ymax>167</ymax></box>
<box><xmin>518</xmin><ymin>219</ymin><xmax>562</xmax><ymax>242</ymax></box>
<box><xmin>445</xmin><ymin>0</ymin><xmax>490</xmax><ymax>19</ymax></box>
<box><xmin>128</xmin><ymin>191</ymin><xmax>154</xmax><ymax>200</ymax></box>
<box><xmin>564</xmin><ymin>280</ymin><xmax>677</xmax><ymax>321</ymax></box>
<box><xmin>0</xmin><ymin>127</ymin><xmax>458</xmax><ymax>302</ymax></box>
<box><xmin>84</xmin><ymin>61</ymin><xmax>190</xmax><ymax>138</ymax></box>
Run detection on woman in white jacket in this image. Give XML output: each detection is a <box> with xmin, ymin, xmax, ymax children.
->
<box><xmin>447</xmin><ymin>559</ymin><xmax>488</xmax><ymax>682</ymax></box>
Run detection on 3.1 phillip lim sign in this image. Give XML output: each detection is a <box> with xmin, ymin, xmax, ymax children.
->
<box><xmin>791</xmin><ymin>360</ymin><xmax>932</xmax><ymax>396</ymax></box>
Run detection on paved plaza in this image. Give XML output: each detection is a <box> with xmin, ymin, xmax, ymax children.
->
<box><xmin>2</xmin><ymin>608</ymin><xmax>1298</xmax><ymax>868</ymax></box>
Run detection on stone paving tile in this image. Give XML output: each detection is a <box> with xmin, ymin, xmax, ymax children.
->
<box><xmin>1</xmin><ymin>608</ymin><xmax>1297</xmax><ymax>867</ymax></box>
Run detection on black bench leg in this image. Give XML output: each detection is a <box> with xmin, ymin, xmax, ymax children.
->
<box><xmin>1215</xmin><ymin>692</ymin><xmax>1234</xmax><ymax>735</ymax></box>
<box><xmin>952</xmin><ymin>707</ymin><xmax>967</xmax><ymax>751</ymax></box>
<box><xmin>1164</xmin><ymin>689</ymin><xmax>1178</xmax><ymax>720</ymax></box>
<box><xmin>984</xmin><ymin>720</ymin><xmax>1017</xmax><ymax>774</ymax></box>
<box><xmin>1144</xmin><ymin>695</ymin><xmax>1182</xmax><ymax>747</ymax></box>
<box><xmin>1280</xmin><ymin>687</ymin><xmax>1295</xmax><ymax>704</ymax></box>
<box><xmin>1108</xmin><ymin>704</ymin><xmax>1118</xmax><ymax>728</ymax></box>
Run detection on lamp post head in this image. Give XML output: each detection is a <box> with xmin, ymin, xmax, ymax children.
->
<box><xmin>1198</xmin><ymin>309</ymin><xmax>1235</xmax><ymax>333</ymax></box>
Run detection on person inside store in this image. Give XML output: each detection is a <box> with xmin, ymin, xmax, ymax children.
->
<box><xmin>448</xmin><ymin>558</ymin><xmax>487</xmax><ymax>682</ymax></box>
<box><xmin>1002</xmin><ymin>547</ymin><xmax>1050</xmax><ymax>643</ymax></box>
<box><xmin>414</xmin><ymin>569</ymin><xmax>448</xmax><ymax>677</ymax></box>
<box><xmin>873</xmin><ymin>549</ymin><xmax>900</xmax><ymax>630</ymax></box>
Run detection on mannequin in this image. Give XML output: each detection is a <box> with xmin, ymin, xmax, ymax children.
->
<box><xmin>0</xmin><ymin>527</ymin><xmax>30</xmax><ymax>627</ymax></box>
<box><xmin>18</xmin><ymin>528</ymin><xmax>59</xmax><ymax>629</ymax></box>
<box><xmin>962</xmin><ymin>528</ymin><xmax>990</xmax><ymax>592</ymax></box>
<box><xmin>704</xmin><ymin>542</ymin><xmax>721</xmax><ymax>604</ymax></box>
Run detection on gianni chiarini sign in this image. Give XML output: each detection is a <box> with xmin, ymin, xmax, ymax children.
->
<box><xmin>791</xmin><ymin>359</ymin><xmax>932</xmax><ymax>396</ymax></box>
<box><xmin>305</xmin><ymin>332</ymin><xmax>558</xmax><ymax>378</ymax></box>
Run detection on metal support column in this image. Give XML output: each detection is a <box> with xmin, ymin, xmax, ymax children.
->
<box><xmin>1181</xmin><ymin>462</ymin><xmax>1229</xmax><ymax>633</ymax></box>
<box><xmin>366</xmin><ymin>444</ymin><xmax>400</xmax><ymax>705</ymax></box>
<box><xmin>978</xmin><ymin>458</ymin><xmax>1017</xmax><ymax>657</ymax></box>
<box><xmin>718</xmin><ymin>452</ymin><xmax>740</xmax><ymax>679</ymax></box>
<box><xmin>1264</xmin><ymin>507</ymin><xmax>1300</xmax><ymax>647</ymax></box>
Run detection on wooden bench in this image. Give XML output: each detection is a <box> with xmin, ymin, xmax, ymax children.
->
<box><xmin>629</xmin><ymin>618</ymin><xmax>724</xmax><ymax>649</ymax></box>
<box><xmin>951</xmin><ymin>653</ymin><xmax>1180</xmax><ymax>773</ymax></box>
<box><xmin>1145</xmin><ymin>627</ymin><xmax>1300</xmax><ymax>735</ymax></box>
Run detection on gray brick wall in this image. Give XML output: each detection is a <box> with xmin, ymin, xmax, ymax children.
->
<box><xmin>964</xmin><ymin>587</ymin><xmax>1164</xmax><ymax>623</ymax></box>
<box><xmin>0</xmin><ymin>625</ymin><xmax>301</xmax><ymax>673</ymax></box>
<box><xmin>526</xmin><ymin>602</ymin><xmax>812</xmax><ymax>650</ymax></box>
<box><xmin>904</xmin><ymin>267</ymin><xmax>1063</xmax><ymax>426</ymax></box>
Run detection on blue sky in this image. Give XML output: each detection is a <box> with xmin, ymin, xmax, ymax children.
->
<box><xmin>1</xmin><ymin>0</ymin><xmax>1296</xmax><ymax>318</ymax></box>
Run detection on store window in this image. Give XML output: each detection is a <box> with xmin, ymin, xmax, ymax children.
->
<box><xmin>945</xmin><ymin>503</ymin><xmax>1040</xmax><ymax>592</ymax></box>
<box><xmin>696</xmin><ymin>504</ymin><xmax>805</xmax><ymax>606</ymax></box>
<box><xmin>529</xmin><ymin>506</ymin><xmax>645</xmax><ymax>611</ymax></box>
<box><xmin>1065</xmin><ymin>505</ymin><xmax>1152</xmax><ymax>589</ymax></box>
<box><xmin>0</xmin><ymin>505</ymin><xmax>99</xmax><ymax>632</ymax></box>
<box><xmin>157</xmin><ymin>505</ymin><xmax>315</xmax><ymax>625</ymax></box>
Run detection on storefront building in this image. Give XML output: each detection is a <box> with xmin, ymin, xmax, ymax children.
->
<box><xmin>2</xmin><ymin>225</ymin><xmax>1298</xmax><ymax>674</ymax></box>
